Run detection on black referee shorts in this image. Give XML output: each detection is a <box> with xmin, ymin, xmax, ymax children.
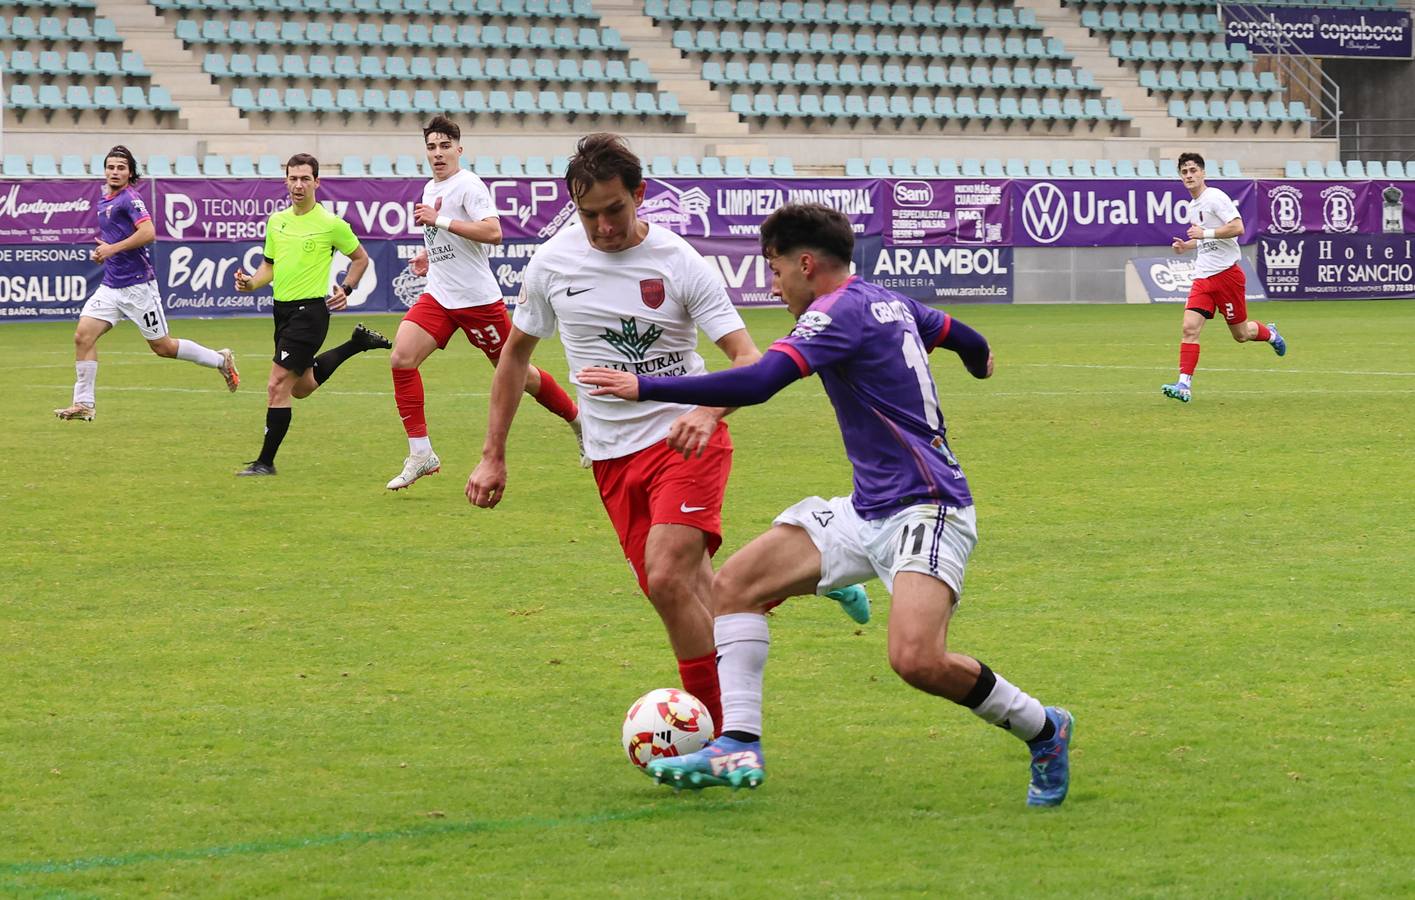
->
<box><xmin>271</xmin><ymin>298</ymin><xmax>330</xmax><ymax>374</ymax></box>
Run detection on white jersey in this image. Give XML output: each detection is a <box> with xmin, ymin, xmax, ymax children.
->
<box><xmin>1190</xmin><ymin>186</ymin><xmax>1242</xmax><ymax>278</ymax></box>
<box><xmin>514</xmin><ymin>221</ymin><xmax>747</xmax><ymax>461</ymax></box>
<box><xmin>422</xmin><ymin>169</ymin><xmax>502</xmax><ymax>309</ymax></box>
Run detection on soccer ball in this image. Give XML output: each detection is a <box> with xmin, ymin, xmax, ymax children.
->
<box><xmin>621</xmin><ymin>687</ymin><xmax>714</xmax><ymax>769</ymax></box>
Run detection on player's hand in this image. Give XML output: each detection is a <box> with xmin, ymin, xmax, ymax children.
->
<box><xmin>984</xmin><ymin>350</ymin><xmax>994</xmax><ymax>378</ymax></box>
<box><xmin>577</xmin><ymin>366</ymin><xmax>639</xmax><ymax>400</ymax></box>
<box><xmin>413</xmin><ymin>197</ymin><xmax>443</xmax><ymax>228</ymax></box>
<box><xmin>1171</xmin><ymin>238</ymin><xmax>1186</xmax><ymax>254</ymax></box>
<box><xmin>410</xmin><ymin>249</ymin><xmax>429</xmax><ymax>277</ymax></box>
<box><xmin>92</xmin><ymin>238</ymin><xmax>114</xmax><ymax>262</ymax></box>
<box><xmin>666</xmin><ymin>407</ymin><xmax>718</xmax><ymax>459</ymax></box>
<box><xmin>467</xmin><ymin>458</ymin><xmax>507</xmax><ymax>508</ymax></box>
<box><xmin>234</xmin><ymin>269</ymin><xmax>254</xmax><ymax>291</ymax></box>
<box><xmin>326</xmin><ymin>285</ymin><xmax>349</xmax><ymax>311</ymax></box>
<box><xmin>1186</xmin><ymin>224</ymin><xmax>1206</xmax><ymax>240</ymax></box>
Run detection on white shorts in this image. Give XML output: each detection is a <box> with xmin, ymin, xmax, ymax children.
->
<box><xmin>774</xmin><ymin>496</ymin><xmax>978</xmax><ymax>600</ymax></box>
<box><xmin>80</xmin><ymin>281</ymin><xmax>167</xmax><ymax>340</ymax></box>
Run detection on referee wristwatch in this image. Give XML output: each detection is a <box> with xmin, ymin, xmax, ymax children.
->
<box><xmin>340</xmin><ymin>282</ymin><xmax>356</xmax><ymax>295</ymax></box>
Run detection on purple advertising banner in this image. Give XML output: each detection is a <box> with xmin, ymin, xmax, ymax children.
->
<box><xmin>0</xmin><ymin>243</ymin><xmax>102</xmax><ymax>318</ymax></box>
<box><xmin>1223</xmin><ymin>4</ymin><xmax>1413</xmax><ymax>59</ymax></box>
<box><xmin>1256</xmin><ymin>180</ymin><xmax>1383</xmax><ymax>236</ymax></box>
<box><xmin>1259</xmin><ymin>233</ymin><xmax>1415</xmax><ymax>299</ymax></box>
<box><xmin>642</xmin><ymin>177</ymin><xmax>886</xmax><ymax>239</ymax></box>
<box><xmin>882</xmin><ymin>178</ymin><xmax>1010</xmax><ymax>246</ymax></box>
<box><xmin>1010</xmin><ymin>179</ymin><xmax>1257</xmax><ymax>247</ymax></box>
<box><xmin>0</xmin><ymin>179</ymin><xmax>120</xmax><ymax>244</ymax></box>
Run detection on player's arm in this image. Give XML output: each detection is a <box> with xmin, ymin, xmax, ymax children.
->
<box><xmin>467</xmin><ymin>325</ymin><xmax>539</xmax><ymax>508</ymax></box>
<box><xmin>1171</xmin><ymin>237</ymin><xmax>1197</xmax><ymax>254</ymax></box>
<box><xmin>413</xmin><ymin>198</ymin><xmax>503</xmax><ymax>245</ymax></box>
<box><xmin>928</xmin><ymin>315</ymin><xmax>993</xmax><ymax>379</ymax></box>
<box><xmin>1185</xmin><ymin>215</ymin><xmax>1243</xmax><ymax>241</ymax></box>
<box><xmin>93</xmin><ymin>218</ymin><xmax>156</xmax><ymax>261</ymax></box>
<box><xmin>580</xmin><ymin>348</ymin><xmax>802</xmax><ymax>407</ymax></box>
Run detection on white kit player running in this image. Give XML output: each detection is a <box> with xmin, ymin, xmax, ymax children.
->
<box><xmin>1162</xmin><ymin>151</ymin><xmax>1286</xmax><ymax>403</ymax></box>
<box><xmin>467</xmin><ymin>134</ymin><xmax>868</xmax><ymax>735</ymax></box>
<box><xmin>55</xmin><ymin>145</ymin><xmax>238</xmax><ymax>421</ymax></box>
<box><xmin>387</xmin><ymin>116</ymin><xmax>580</xmax><ymax>490</ymax></box>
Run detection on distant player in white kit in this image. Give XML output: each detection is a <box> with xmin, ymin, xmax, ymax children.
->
<box><xmin>55</xmin><ymin>145</ymin><xmax>238</xmax><ymax>421</ymax></box>
<box><xmin>1162</xmin><ymin>151</ymin><xmax>1286</xmax><ymax>403</ymax></box>
<box><xmin>386</xmin><ymin>116</ymin><xmax>581</xmax><ymax>490</ymax></box>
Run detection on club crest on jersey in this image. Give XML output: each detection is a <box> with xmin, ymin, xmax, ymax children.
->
<box><xmin>790</xmin><ymin>310</ymin><xmax>832</xmax><ymax>340</ymax></box>
<box><xmin>640</xmin><ymin>278</ymin><xmax>666</xmax><ymax>309</ymax></box>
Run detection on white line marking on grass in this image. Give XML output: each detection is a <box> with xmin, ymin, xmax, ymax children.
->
<box><xmin>1022</xmin><ymin>363</ymin><xmax>1415</xmax><ymax>377</ymax></box>
<box><xmin>22</xmin><ymin>383</ymin><xmax>491</xmax><ymax>398</ymax></box>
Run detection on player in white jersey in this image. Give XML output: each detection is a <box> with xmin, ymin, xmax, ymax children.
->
<box><xmin>1162</xmin><ymin>152</ymin><xmax>1287</xmax><ymax>403</ymax></box>
<box><xmin>465</xmin><ymin>133</ymin><xmax>867</xmax><ymax>734</ymax></box>
<box><xmin>387</xmin><ymin>116</ymin><xmax>581</xmax><ymax>490</ymax></box>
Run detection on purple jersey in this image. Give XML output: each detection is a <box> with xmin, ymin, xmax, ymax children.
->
<box><xmin>770</xmin><ymin>276</ymin><xmax>972</xmax><ymax>519</ymax></box>
<box><xmin>98</xmin><ymin>187</ymin><xmax>155</xmax><ymax>288</ymax></box>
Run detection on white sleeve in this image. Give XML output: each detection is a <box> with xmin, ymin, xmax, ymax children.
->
<box><xmin>1212</xmin><ymin>189</ymin><xmax>1240</xmax><ymax>223</ymax></box>
<box><xmin>677</xmin><ymin>249</ymin><xmax>747</xmax><ymax>342</ymax></box>
<box><xmin>511</xmin><ymin>254</ymin><xmax>556</xmax><ymax>339</ymax></box>
<box><xmin>465</xmin><ymin>175</ymin><xmax>497</xmax><ymax>221</ymax></box>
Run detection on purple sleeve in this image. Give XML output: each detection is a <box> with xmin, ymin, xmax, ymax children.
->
<box><xmin>938</xmin><ymin>317</ymin><xmax>990</xmax><ymax>379</ymax></box>
<box><xmin>636</xmin><ymin>349</ymin><xmax>803</xmax><ymax>407</ymax></box>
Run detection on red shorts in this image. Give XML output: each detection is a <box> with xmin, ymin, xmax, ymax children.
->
<box><xmin>592</xmin><ymin>421</ymin><xmax>733</xmax><ymax>596</ymax></box>
<box><xmin>404</xmin><ymin>294</ymin><xmax>511</xmax><ymax>360</ymax></box>
<box><xmin>1186</xmin><ymin>263</ymin><xmax>1247</xmax><ymax>324</ymax></box>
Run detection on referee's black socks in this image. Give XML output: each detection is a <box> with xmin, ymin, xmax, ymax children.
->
<box><xmin>258</xmin><ymin>407</ymin><xmax>292</xmax><ymax>465</ymax></box>
<box><xmin>312</xmin><ymin>339</ymin><xmax>362</xmax><ymax>385</ymax></box>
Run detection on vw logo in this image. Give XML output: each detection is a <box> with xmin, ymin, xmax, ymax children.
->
<box><xmin>1022</xmin><ymin>182</ymin><xmax>1068</xmax><ymax>243</ymax></box>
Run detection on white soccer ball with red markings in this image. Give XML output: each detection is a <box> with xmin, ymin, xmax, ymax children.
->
<box><xmin>621</xmin><ymin>687</ymin><xmax>714</xmax><ymax>769</ymax></box>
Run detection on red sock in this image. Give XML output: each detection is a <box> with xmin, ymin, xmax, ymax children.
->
<box><xmin>1253</xmin><ymin>322</ymin><xmax>1271</xmax><ymax>342</ymax></box>
<box><xmin>392</xmin><ymin>367</ymin><xmax>427</xmax><ymax>438</ymax></box>
<box><xmin>677</xmin><ymin>652</ymin><xmax>722</xmax><ymax>738</ymax></box>
<box><xmin>530</xmin><ymin>368</ymin><xmax>578</xmax><ymax>422</ymax></box>
<box><xmin>1179</xmin><ymin>342</ymin><xmax>1200</xmax><ymax>376</ymax></box>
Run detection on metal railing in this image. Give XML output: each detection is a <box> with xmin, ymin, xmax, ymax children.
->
<box><xmin>1217</xmin><ymin>1</ymin><xmax>1343</xmax><ymax>142</ymax></box>
<box><xmin>1344</xmin><ymin>118</ymin><xmax>1415</xmax><ymax>162</ymax></box>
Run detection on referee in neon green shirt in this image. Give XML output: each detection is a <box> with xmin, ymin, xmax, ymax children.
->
<box><xmin>232</xmin><ymin>153</ymin><xmax>391</xmax><ymax>476</ymax></box>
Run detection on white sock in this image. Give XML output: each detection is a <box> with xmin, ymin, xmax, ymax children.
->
<box><xmin>176</xmin><ymin>339</ymin><xmax>223</xmax><ymax>368</ymax></box>
<box><xmin>714</xmin><ymin>613</ymin><xmax>770</xmax><ymax>738</ymax></box>
<box><xmin>409</xmin><ymin>436</ymin><xmax>432</xmax><ymax>455</ymax></box>
<box><xmin>74</xmin><ymin>360</ymin><xmax>97</xmax><ymax>406</ymax></box>
<box><xmin>1178</xmin><ymin>373</ymin><xmax>1192</xmax><ymax>389</ymax></box>
<box><xmin>969</xmin><ymin>666</ymin><xmax>1047</xmax><ymax>742</ymax></box>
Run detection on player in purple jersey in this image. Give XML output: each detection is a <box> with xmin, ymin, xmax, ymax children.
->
<box><xmin>580</xmin><ymin>204</ymin><xmax>1073</xmax><ymax>805</ymax></box>
<box><xmin>55</xmin><ymin>146</ymin><xmax>238</xmax><ymax>421</ymax></box>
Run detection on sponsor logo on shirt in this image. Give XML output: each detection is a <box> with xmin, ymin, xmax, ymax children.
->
<box><xmin>600</xmin><ymin>316</ymin><xmax>664</xmax><ymax>362</ymax></box>
<box><xmin>789</xmin><ymin>310</ymin><xmax>832</xmax><ymax>340</ymax></box>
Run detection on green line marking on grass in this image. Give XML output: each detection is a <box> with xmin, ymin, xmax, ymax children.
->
<box><xmin>1</xmin><ymin>805</ymin><xmax>713</xmax><ymax>878</ymax></box>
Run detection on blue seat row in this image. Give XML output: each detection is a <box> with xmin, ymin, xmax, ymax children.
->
<box><xmin>1081</xmin><ymin>9</ymin><xmax>1221</xmax><ymax>35</ymax></box>
<box><xmin>153</xmin><ymin>0</ymin><xmax>594</xmax><ymax>14</ymax></box>
<box><xmin>1111</xmin><ymin>37</ymin><xmax>1251</xmax><ymax>64</ymax></box>
<box><xmin>1284</xmin><ymin>159</ymin><xmax>1410</xmax><ymax>178</ymax></box>
<box><xmin>649</xmin><ymin>0</ymin><xmax>1038</xmax><ymax>29</ymax></box>
<box><xmin>1140</xmin><ymin>68</ymin><xmax>1281</xmax><ymax>96</ymax></box>
<box><xmin>0</xmin><ymin>15</ymin><xmax>121</xmax><ymax>42</ymax></box>
<box><xmin>845</xmin><ymin>158</ymin><xmax>1245</xmax><ymax>178</ymax></box>
<box><xmin>675</xmin><ymin>29</ymin><xmax>1071</xmax><ymax>60</ymax></box>
<box><xmin>230</xmin><ymin>86</ymin><xmax>684</xmax><ymax>118</ymax></box>
<box><xmin>7</xmin><ymin>83</ymin><xmax>176</xmax><ymax>112</ymax></box>
<box><xmin>203</xmin><ymin>52</ymin><xmax>653</xmax><ymax>85</ymax></box>
<box><xmin>0</xmin><ymin>48</ymin><xmax>149</xmax><ymax>76</ymax></box>
<box><xmin>174</xmin><ymin>19</ymin><xmax>621</xmax><ymax>51</ymax></box>
<box><xmin>734</xmin><ymin>93</ymin><xmax>1126</xmax><ymax>122</ymax></box>
<box><xmin>703</xmin><ymin>59</ymin><xmax>1096</xmax><ymax>91</ymax></box>
<box><xmin>1168</xmin><ymin>98</ymin><xmax>1310</xmax><ymax>124</ymax></box>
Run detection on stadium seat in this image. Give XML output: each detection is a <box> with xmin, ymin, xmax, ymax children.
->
<box><xmin>230</xmin><ymin>155</ymin><xmax>257</xmax><ymax>177</ymax></box>
<box><xmin>1093</xmin><ymin>159</ymin><xmax>1116</xmax><ymax>178</ymax></box>
<box><xmin>174</xmin><ymin>156</ymin><xmax>200</xmax><ymax>176</ymax></box>
<box><xmin>369</xmin><ymin>156</ymin><xmax>395</xmax><ymax>177</ymax></box>
<box><xmin>146</xmin><ymin>155</ymin><xmax>172</xmax><ymax>177</ymax></box>
<box><xmin>1071</xmin><ymin>159</ymin><xmax>1094</xmax><ymax>177</ymax></box>
<box><xmin>1114</xmin><ymin>160</ymin><xmax>1137</xmax><ymax>178</ymax></box>
<box><xmin>341</xmin><ymin>156</ymin><xmax>367</xmax><ymax>176</ymax></box>
<box><xmin>31</xmin><ymin>155</ymin><xmax>59</xmax><ymax>177</ymax></box>
<box><xmin>60</xmin><ymin>155</ymin><xmax>87</xmax><ymax>176</ymax></box>
<box><xmin>723</xmin><ymin>157</ymin><xmax>748</xmax><ymax>177</ymax></box>
<box><xmin>89</xmin><ymin>153</ymin><xmax>107</xmax><ymax>175</ymax></box>
<box><xmin>1221</xmin><ymin>160</ymin><xmax>1243</xmax><ymax>178</ymax></box>
<box><xmin>1325</xmin><ymin>161</ymin><xmax>1345</xmax><ymax>178</ymax></box>
<box><xmin>202</xmin><ymin>155</ymin><xmax>229</xmax><ymax>176</ymax></box>
<box><xmin>699</xmin><ymin>157</ymin><xmax>724</xmax><ymax>176</ymax></box>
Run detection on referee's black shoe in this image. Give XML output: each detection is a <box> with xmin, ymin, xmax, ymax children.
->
<box><xmin>351</xmin><ymin>323</ymin><xmax>393</xmax><ymax>351</ymax></box>
<box><xmin>236</xmin><ymin>460</ymin><xmax>277</xmax><ymax>476</ymax></box>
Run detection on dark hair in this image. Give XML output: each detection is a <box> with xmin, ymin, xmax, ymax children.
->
<box><xmin>1177</xmin><ymin>152</ymin><xmax>1206</xmax><ymax>171</ymax></box>
<box><xmin>760</xmin><ymin>203</ymin><xmax>855</xmax><ymax>266</ymax></box>
<box><xmin>564</xmin><ymin>132</ymin><xmax>642</xmax><ymax>200</ymax></box>
<box><xmin>285</xmin><ymin>153</ymin><xmax>320</xmax><ymax>178</ymax></box>
<box><xmin>423</xmin><ymin>115</ymin><xmax>460</xmax><ymax>143</ymax></box>
<box><xmin>104</xmin><ymin>145</ymin><xmax>140</xmax><ymax>183</ymax></box>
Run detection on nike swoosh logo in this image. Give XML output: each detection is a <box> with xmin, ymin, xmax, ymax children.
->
<box><xmin>680</xmin><ymin>503</ymin><xmax>707</xmax><ymax>513</ymax></box>
<box><xmin>566</xmin><ymin>287</ymin><xmax>593</xmax><ymax>296</ymax></box>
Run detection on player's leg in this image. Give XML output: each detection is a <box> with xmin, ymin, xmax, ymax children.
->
<box><xmin>881</xmin><ymin>506</ymin><xmax>1072</xmax><ymax>806</ymax></box>
<box><xmin>1218</xmin><ymin>275</ymin><xmax>1286</xmax><ymax>355</ymax></box>
<box><xmin>466</xmin><ymin>303</ymin><xmax>582</xmax><ymax>463</ymax></box>
<box><xmin>127</xmin><ymin>283</ymin><xmax>239</xmax><ymax>391</ymax></box>
<box><xmin>56</xmin><ymin>315</ymin><xmax>111</xmax><ymax>419</ymax></box>
<box><xmin>1164</xmin><ymin>306</ymin><xmax>1208</xmax><ymax>402</ymax></box>
<box><xmin>642</xmin><ymin>523</ymin><xmax>720</xmax><ymax>718</ymax></box>
<box><xmin>387</xmin><ymin>301</ymin><xmax>446</xmax><ymax>490</ymax></box>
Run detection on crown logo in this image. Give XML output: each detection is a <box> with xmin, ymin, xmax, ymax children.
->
<box><xmin>1263</xmin><ymin>239</ymin><xmax>1303</xmax><ymax>270</ymax></box>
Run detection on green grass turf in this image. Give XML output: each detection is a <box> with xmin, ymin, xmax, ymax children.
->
<box><xmin>1</xmin><ymin>301</ymin><xmax>1411</xmax><ymax>896</ymax></box>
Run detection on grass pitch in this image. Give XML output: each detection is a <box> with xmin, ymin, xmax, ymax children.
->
<box><xmin>1</xmin><ymin>301</ymin><xmax>1411</xmax><ymax>896</ymax></box>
